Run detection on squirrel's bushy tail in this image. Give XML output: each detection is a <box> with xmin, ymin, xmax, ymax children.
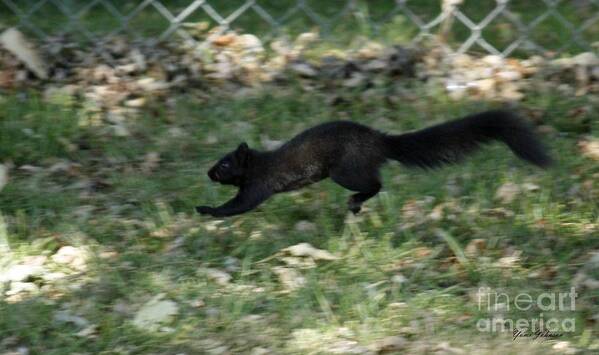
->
<box><xmin>384</xmin><ymin>110</ymin><xmax>552</xmax><ymax>169</ymax></box>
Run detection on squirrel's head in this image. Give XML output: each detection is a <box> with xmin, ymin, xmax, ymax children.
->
<box><xmin>208</xmin><ymin>142</ymin><xmax>249</xmax><ymax>186</ymax></box>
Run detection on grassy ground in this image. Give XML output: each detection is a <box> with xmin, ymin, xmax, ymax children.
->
<box><xmin>0</xmin><ymin>82</ymin><xmax>598</xmax><ymax>353</ymax></box>
<box><xmin>1</xmin><ymin>0</ymin><xmax>598</xmax><ymax>55</ymax></box>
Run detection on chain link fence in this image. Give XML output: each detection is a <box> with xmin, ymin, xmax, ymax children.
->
<box><xmin>1</xmin><ymin>0</ymin><xmax>598</xmax><ymax>57</ymax></box>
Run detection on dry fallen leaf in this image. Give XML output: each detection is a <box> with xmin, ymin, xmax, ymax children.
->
<box><xmin>260</xmin><ymin>135</ymin><xmax>284</xmax><ymax>150</ymax></box>
<box><xmin>212</xmin><ymin>34</ymin><xmax>236</xmax><ymax>47</ymax></box>
<box><xmin>132</xmin><ymin>294</ymin><xmax>179</xmax><ymax>330</ymax></box>
<box><xmin>203</xmin><ymin>268</ymin><xmax>232</xmax><ymax>286</ymax></box>
<box><xmin>0</xmin><ymin>264</ymin><xmax>45</xmax><ymax>282</ymax></box>
<box><xmin>583</xmin><ymin>278</ymin><xmax>599</xmax><ymax>289</ymax></box>
<box><xmin>5</xmin><ymin>281</ymin><xmax>38</xmax><ymax>297</ymax></box>
<box><xmin>51</xmin><ymin>246</ymin><xmax>89</xmax><ymax>270</ymax></box>
<box><xmin>125</xmin><ymin>97</ymin><xmax>146</xmax><ymax>108</ymax></box>
<box><xmin>54</xmin><ymin>310</ymin><xmax>90</xmax><ymax>328</ymax></box>
<box><xmin>495</xmin><ymin>182</ymin><xmax>520</xmax><ymax>204</ymax></box>
<box><xmin>401</xmin><ymin>199</ymin><xmax>427</xmax><ymax>223</ymax></box>
<box><xmin>369</xmin><ymin>335</ymin><xmax>407</xmax><ymax>353</ymax></box>
<box><xmin>141</xmin><ymin>152</ymin><xmax>160</xmax><ymax>173</ymax></box>
<box><xmin>579</xmin><ymin>138</ymin><xmax>599</xmax><ymax>161</ymax></box>
<box><xmin>282</xmin><ymin>243</ymin><xmax>338</xmax><ymax>261</ymax></box>
<box><xmin>0</xmin><ymin>28</ymin><xmax>48</xmax><ymax>79</ymax></box>
<box><xmin>552</xmin><ymin>341</ymin><xmax>577</xmax><ymax>354</ymax></box>
<box><xmin>434</xmin><ymin>341</ymin><xmax>466</xmax><ymax>354</ymax></box>
<box><xmin>280</xmin><ymin>256</ymin><xmax>316</xmax><ymax>268</ymax></box>
<box><xmin>272</xmin><ymin>266</ymin><xmax>306</xmax><ymax>291</ymax></box>
<box><xmin>76</xmin><ymin>324</ymin><xmax>98</xmax><ymax>338</ymax></box>
<box><xmin>290</xmin><ymin>62</ymin><xmax>317</xmax><ymax>77</ymax></box>
<box><xmin>294</xmin><ymin>220</ymin><xmax>316</xmax><ymax>232</ymax></box>
<box><xmin>464</xmin><ymin>239</ymin><xmax>486</xmax><ymax>258</ymax></box>
<box><xmin>496</xmin><ymin>255</ymin><xmax>520</xmax><ymax>268</ymax></box>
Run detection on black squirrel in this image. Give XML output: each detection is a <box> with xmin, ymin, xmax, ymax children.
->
<box><xmin>195</xmin><ymin>110</ymin><xmax>551</xmax><ymax>217</ymax></box>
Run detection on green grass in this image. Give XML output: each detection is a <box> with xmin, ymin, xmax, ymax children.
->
<box><xmin>1</xmin><ymin>0</ymin><xmax>597</xmax><ymax>55</ymax></box>
<box><xmin>0</xmin><ymin>82</ymin><xmax>598</xmax><ymax>353</ymax></box>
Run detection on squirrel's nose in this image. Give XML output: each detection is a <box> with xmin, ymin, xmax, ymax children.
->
<box><xmin>208</xmin><ymin>169</ymin><xmax>219</xmax><ymax>181</ymax></box>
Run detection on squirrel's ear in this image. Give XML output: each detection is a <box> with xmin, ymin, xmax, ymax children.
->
<box><xmin>235</xmin><ymin>142</ymin><xmax>249</xmax><ymax>163</ymax></box>
<box><xmin>237</xmin><ymin>142</ymin><xmax>249</xmax><ymax>153</ymax></box>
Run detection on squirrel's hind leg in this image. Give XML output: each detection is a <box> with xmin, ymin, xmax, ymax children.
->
<box><xmin>330</xmin><ymin>166</ymin><xmax>381</xmax><ymax>214</ymax></box>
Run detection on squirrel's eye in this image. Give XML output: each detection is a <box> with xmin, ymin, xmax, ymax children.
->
<box><xmin>221</xmin><ymin>162</ymin><xmax>231</xmax><ymax>169</ymax></box>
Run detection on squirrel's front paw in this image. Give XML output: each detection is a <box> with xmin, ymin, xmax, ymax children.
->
<box><xmin>195</xmin><ymin>206</ymin><xmax>214</xmax><ymax>215</ymax></box>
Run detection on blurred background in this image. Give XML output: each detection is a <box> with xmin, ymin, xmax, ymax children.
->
<box><xmin>0</xmin><ymin>1</ymin><xmax>598</xmax><ymax>354</ymax></box>
<box><xmin>1</xmin><ymin>0</ymin><xmax>598</xmax><ymax>55</ymax></box>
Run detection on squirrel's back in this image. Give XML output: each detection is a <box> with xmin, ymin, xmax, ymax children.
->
<box><xmin>274</xmin><ymin>120</ymin><xmax>387</xmax><ymax>167</ymax></box>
